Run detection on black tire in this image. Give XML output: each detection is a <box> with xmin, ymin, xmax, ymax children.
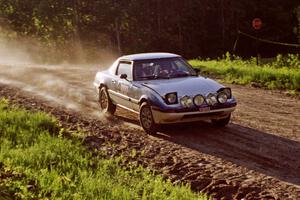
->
<box><xmin>99</xmin><ymin>87</ymin><xmax>116</xmax><ymax>115</ymax></box>
<box><xmin>211</xmin><ymin>114</ymin><xmax>231</xmax><ymax>127</ymax></box>
<box><xmin>139</xmin><ymin>102</ymin><xmax>159</xmax><ymax>134</ymax></box>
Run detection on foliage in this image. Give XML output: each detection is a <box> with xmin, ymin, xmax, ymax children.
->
<box><xmin>0</xmin><ymin>99</ymin><xmax>208</xmax><ymax>200</ymax></box>
<box><xmin>190</xmin><ymin>54</ymin><xmax>300</xmax><ymax>91</ymax></box>
<box><xmin>295</xmin><ymin>5</ymin><xmax>300</xmax><ymax>43</ymax></box>
<box><xmin>272</xmin><ymin>54</ymin><xmax>300</xmax><ymax>69</ymax></box>
<box><xmin>0</xmin><ymin>0</ymin><xmax>299</xmax><ymax>62</ymax></box>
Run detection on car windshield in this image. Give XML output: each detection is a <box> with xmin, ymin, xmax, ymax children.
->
<box><xmin>133</xmin><ymin>57</ymin><xmax>197</xmax><ymax>81</ymax></box>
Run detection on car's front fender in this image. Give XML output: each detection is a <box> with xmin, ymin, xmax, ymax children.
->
<box><xmin>94</xmin><ymin>71</ymin><xmax>113</xmax><ymax>89</ymax></box>
<box><xmin>138</xmin><ymin>86</ymin><xmax>180</xmax><ymax>111</ymax></box>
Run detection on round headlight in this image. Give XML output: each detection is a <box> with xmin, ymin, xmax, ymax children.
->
<box><xmin>166</xmin><ymin>93</ymin><xmax>177</xmax><ymax>104</ymax></box>
<box><xmin>217</xmin><ymin>92</ymin><xmax>228</xmax><ymax>104</ymax></box>
<box><xmin>193</xmin><ymin>95</ymin><xmax>205</xmax><ymax>106</ymax></box>
<box><xmin>180</xmin><ymin>96</ymin><xmax>193</xmax><ymax>108</ymax></box>
<box><xmin>206</xmin><ymin>93</ymin><xmax>217</xmax><ymax>105</ymax></box>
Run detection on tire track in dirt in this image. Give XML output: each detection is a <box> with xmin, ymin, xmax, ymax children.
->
<box><xmin>0</xmin><ymin>64</ymin><xmax>299</xmax><ymax>199</ymax></box>
<box><xmin>157</xmin><ymin>122</ymin><xmax>300</xmax><ymax>185</ymax></box>
<box><xmin>230</xmin><ymin>85</ymin><xmax>300</xmax><ymax>141</ymax></box>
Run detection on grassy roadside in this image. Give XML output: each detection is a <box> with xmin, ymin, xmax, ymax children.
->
<box><xmin>189</xmin><ymin>54</ymin><xmax>300</xmax><ymax>93</ymax></box>
<box><xmin>0</xmin><ymin>99</ymin><xmax>209</xmax><ymax>200</ymax></box>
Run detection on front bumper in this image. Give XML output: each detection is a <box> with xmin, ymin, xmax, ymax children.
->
<box><xmin>151</xmin><ymin>106</ymin><xmax>236</xmax><ymax>124</ymax></box>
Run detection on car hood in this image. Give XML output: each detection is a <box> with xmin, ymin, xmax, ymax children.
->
<box><xmin>141</xmin><ymin>76</ymin><xmax>224</xmax><ymax>97</ymax></box>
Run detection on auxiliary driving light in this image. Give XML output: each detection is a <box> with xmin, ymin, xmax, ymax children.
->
<box><xmin>193</xmin><ymin>95</ymin><xmax>205</xmax><ymax>106</ymax></box>
<box><xmin>217</xmin><ymin>92</ymin><xmax>228</xmax><ymax>104</ymax></box>
<box><xmin>206</xmin><ymin>93</ymin><xmax>218</xmax><ymax>105</ymax></box>
<box><xmin>180</xmin><ymin>96</ymin><xmax>193</xmax><ymax>108</ymax></box>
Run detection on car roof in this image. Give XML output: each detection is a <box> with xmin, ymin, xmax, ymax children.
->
<box><xmin>119</xmin><ymin>52</ymin><xmax>181</xmax><ymax>61</ymax></box>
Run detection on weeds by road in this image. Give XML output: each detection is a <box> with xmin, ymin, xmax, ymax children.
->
<box><xmin>190</xmin><ymin>54</ymin><xmax>300</xmax><ymax>92</ymax></box>
<box><xmin>0</xmin><ymin>99</ymin><xmax>208</xmax><ymax>200</ymax></box>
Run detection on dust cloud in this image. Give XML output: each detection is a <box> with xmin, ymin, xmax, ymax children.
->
<box><xmin>0</xmin><ymin>38</ymin><xmax>32</xmax><ymax>65</ymax></box>
<box><xmin>0</xmin><ymin>31</ymin><xmax>117</xmax><ymax>116</ymax></box>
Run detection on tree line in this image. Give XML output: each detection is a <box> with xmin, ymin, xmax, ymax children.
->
<box><xmin>0</xmin><ymin>0</ymin><xmax>299</xmax><ymax>63</ymax></box>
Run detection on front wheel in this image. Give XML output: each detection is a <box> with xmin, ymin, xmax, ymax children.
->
<box><xmin>139</xmin><ymin>102</ymin><xmax>159</xmax><ymax>134</ymax></box>
<box><xmin>99</xmin><ymin>87</ymin><xmax>116</xmax><ymax>115</ymax></box>
<box><xmin>211</xmin><ymin>114</ymin><xmax>231</xmax><ymax>127</ymax></box>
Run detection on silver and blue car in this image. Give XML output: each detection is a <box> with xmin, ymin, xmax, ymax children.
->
<box><xmin>94</xmin><ymin>53</ymin><xmax>237</xmax><ymax>134</ymax></box>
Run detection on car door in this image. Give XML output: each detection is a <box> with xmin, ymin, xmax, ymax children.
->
<box><xmin>114</xmin><ymin>61</ymin><xmax>134</xmax><ymax>110</ymax></box>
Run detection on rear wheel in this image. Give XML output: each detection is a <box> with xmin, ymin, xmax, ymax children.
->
<box><xmin>139</xmin><ymin>102</ymin><xmax>159</xmax><ymax>134</ymax></box>
<box><xmin>99</xmin><ymin>87</ymin><xmax>116</xmax><ymax>115</ymax></box>
<box><xmin>211</xmin><ymin>114</ymin><xmax>231</xmax><ymax>127</ymax></box>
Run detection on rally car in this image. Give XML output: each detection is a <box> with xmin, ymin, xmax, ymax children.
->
<box><xmin>93</xmin><ymin>53</ymin><xmax>237</xmax><ymax>134</ymax></box>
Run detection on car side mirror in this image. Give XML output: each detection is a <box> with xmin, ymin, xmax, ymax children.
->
<box><xmin>120</xmin><ymin>74</ymin><xmax>128</xmax><ymax>79</ymax></box>
<box><xmin>193</xmin><ymin>68</ymin><xmax>201</xmax><ymax>74</ymax></box>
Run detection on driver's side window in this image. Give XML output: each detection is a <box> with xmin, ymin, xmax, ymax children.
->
<box><xmin>116</xmin><ymin>61</ymin><xmax>132</xmax><ymax>80</ymax></box>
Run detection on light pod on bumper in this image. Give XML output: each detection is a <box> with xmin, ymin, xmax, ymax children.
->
<box><xmin>180</xmin><ymin>95</ymin><xmax>193</xmax><ymax>108</ymax></box>
<box><xmin>206</xmin><ymin>93</ymin><xmax>218</xmax><ymax>105</ymax></box>
<box><xmin>193</xmin><ymin>95</ymin><xmax>205</xmax><ymax>106</ymax></box>
<box><xmin>217</xmin><ymin>92</ymin><xmax>228</xmax><ymax>104</ymax></box>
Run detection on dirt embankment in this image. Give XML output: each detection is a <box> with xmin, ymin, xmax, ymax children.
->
<box><xmin>0</xmin><ymin>64</ymin><xmax>299</xmax><ymax>199</ymax></box>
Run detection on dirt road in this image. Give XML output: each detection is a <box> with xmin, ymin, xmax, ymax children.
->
<box><xmin>0</xmin><ymin>63</ymin><xmax>299</xmax><ymax>199</ymax></box>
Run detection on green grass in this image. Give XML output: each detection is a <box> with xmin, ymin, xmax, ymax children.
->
<box><xmin>0</xmin><ymin>99</ymin><xmax>209</xmax><ymax>200</ymax></box>
<box><xmin>189</xmin><ymin>53</ymin><xmax>300</xmax><ymax>91</ymax></box>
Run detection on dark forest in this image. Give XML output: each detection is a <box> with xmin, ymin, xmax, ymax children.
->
<box><xmin>0</xmin><ymin>0</ymin><xmax>300</xmax><ymax>62</ymax></box>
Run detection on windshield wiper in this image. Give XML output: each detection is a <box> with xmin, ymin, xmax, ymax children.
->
<box><xmin>139</xmin><ymin>75</ymin><xmax>169</xmax><ymax>80</ymax></box>
<box><xmin>139</xmin><ymin>75</ymin><xmax>156</xmax><ymax>80</ymax></box>
<box><xmin>171</xmin><ymin>72</ymin><xmax>191</xmax><ymax>78</ymax></box>
<box><xmin>155</xmin><ymin>75</ymin><xmax>170</xmax><ymax>79</ymax></box>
